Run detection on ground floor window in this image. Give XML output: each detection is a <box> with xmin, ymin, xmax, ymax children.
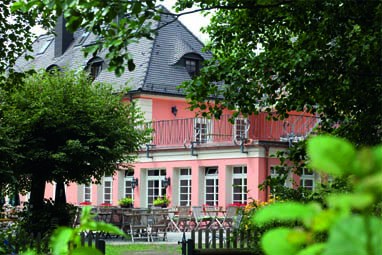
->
<box><xmin>83</xmin><ymin>182</ymin><xmax>91</xmax><ymax>202</ymax></box>
<box><xmin>103</xmin><ymin>176</ymin><xmax>113</xmax><ymax>204</ymax></box>
<box><xmin>205</xmin><ymin>167</ymin><xmax>218</xmax><ymax>206</ymax></box>
<box><xmin>232</xmin><ymin>166</ymin><xmax>247</xmax><ymax>204</ymax></box>
<box><xmin>147</xmin><ymin>169</ymin><xmax>167</xmax><ymax>206</ymax></box>
<box><xmin>179</xmin><ymin>168</ymin><xmax>192</xmax><ymax>206</ymax></box>
<box><xmin>124</xmin><ymin>170</ymin><xmax>134</xmax><ymax>200</ymax></box>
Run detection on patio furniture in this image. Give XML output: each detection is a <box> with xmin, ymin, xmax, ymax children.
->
<box><xmin>221</xmin><ymin>206</ymin><xmax>239</xmax><ymax>229</ymax></box>
<box><xmin>148</xmin><ymin>208</ymin><xmax>169</xmax><ymax>241</ymax></box>
<box><xmin>129</xmin><ymin>208</ymin><xmax>151</xmax><ymax>242</ymax></box>
<box><xmin>191</xmin><ymin>206</ymin><xmax>212</xmax><ymax>230</ymax></box>
<box><xmin>172</xmin><ymin>206</ymin><xmax>191</xmax><ymax>232</ymax></box>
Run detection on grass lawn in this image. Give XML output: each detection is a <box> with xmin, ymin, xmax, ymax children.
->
<box><xmin>106</xmin><ymin>243</ymin><xmax>181</xmax><ymax>255</ymax></box>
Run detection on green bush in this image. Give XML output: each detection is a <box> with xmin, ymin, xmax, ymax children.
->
<box><xmin>253</xmin><ymin>136</ymin><xmax>382</xmax><ymax>255</ymax></box>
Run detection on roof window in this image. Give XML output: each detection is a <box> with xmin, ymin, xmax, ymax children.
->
<box><xmin>85</xmin><ymin>57</ymin><xmax>104</xmax><ymax>80</ymax></box>
<box><xmin>38</xmin><ymin>39</ymin><xmax>53</xmax><ymax>55</ymax></box>
<box><xmin>182</xmin><ymin>53</ymin><xmax>203</xmax><ymax>78</ymax></box>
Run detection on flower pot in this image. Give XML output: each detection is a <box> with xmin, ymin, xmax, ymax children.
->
<box><xmin>121</xmin><ymin>204</ymin><xmax>133</xmax><ymax>208</ymax></box>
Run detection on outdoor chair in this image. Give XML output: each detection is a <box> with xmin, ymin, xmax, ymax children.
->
<box><xmin>172</xmin><ymin>206</ymin><xmax>191</xmax><ymax>232</ymax></box>
<box><xmin>221</xmin><ymin>206</ymin><xmax>239</xmax><ymax>229</ymax></box>
<box><xmin>129</xmin><ymin>208</ymin><xmax>150</xmax><ymax>242</ymax></box>
<box><xmin>191</xmin><ymin>206</ymin><xmax>212</xmax><ymax>230</ymax></box>
<box><xmin>148</xmin><ymin>208</ymin><xmax>169</xmax><ymax>241</ymax></box>
<box><xmin>208</xmin><ymin>208</ymin><xmax>243</xmax><ymax>246</ymax></box>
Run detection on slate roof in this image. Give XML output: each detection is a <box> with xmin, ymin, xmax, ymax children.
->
<box><xmin>14</xmin><ymin>7</ymin><xmax>211</xmax><ymax>95</ymax></box>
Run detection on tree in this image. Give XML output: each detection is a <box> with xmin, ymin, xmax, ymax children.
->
<box><xmin>13</xmin><ymin>0</ymin><xmax>382</xmax><ymax>146</ymax></box>
<box><xmin>181</xmin><ymin>0</ymin><xmax>382</xmax><ymax>147</ymax></box>
<box><xmin>0</xmin><ymin>70</ymin><xmax>149</xmax><ymax>223</ymax></box>
<box><xmin>0</xmin><ymin>1</ymin><xmax>54</xmax><ymax>72</ymax></box>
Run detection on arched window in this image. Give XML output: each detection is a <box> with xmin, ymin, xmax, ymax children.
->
<box><xmin>85</xmin><ymin>57</ymin><xmax>104</xmax><ymax>80</ymax></box>
<box><xmin>46</xmin><ymin>64</ymin><xmax>61</xmax><ymax>73</ymax></box>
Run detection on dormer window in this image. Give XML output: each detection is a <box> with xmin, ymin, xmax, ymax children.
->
<box><xmin>185</xmin><ymin>59</ymin><xmax>199</xmax><ymax>77</ymax></box>
<box><xmin>85</xmin><ymin>57</ymin><xmax>104</xmax><ymax>80</ymax></box>
<box><xmin>46</xmin><ymin>64</ymin><xmax>61</xmax><ymax>73</ymax></box>
<box><xmin>181</xmin><ymin>53</ymin><xmax>203</xmax><ymax>78</ymax></box>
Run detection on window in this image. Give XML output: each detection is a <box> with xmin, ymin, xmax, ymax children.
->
<box><xmin>205</xmin><ymin>167</ymin><xmax>218</xmax><ymax>206</ymax></box>
<box><xmin>232</xmin><ymin>166</ymin><xmax>247</xmax><ymax>204</ymax></box>
<box><xmin>147</xmin><ymin>169</ymin><xmax>167</xmax><ymax>206</ymax></box>
<box><xmin>83</xmin><ymin>182</ymin><xmax>92</xmax><ymax>202</ymax></box>
<box><xmin>234</xmin><ymin>118</ymin><xmax>249</xmax><ymax>142</ymax></box>
<box><xmin>185</xmin><ymin>59</ymin><xmax>199</xmax><ymax>77</ymax></box>
<box><xmin>38</xmin><ymin>39</ymin><xmax>53</xmax><ymax>54</ymax></box>
<box><xmin>194</xmin><ymin>118</ymin><xmax>212</xmax><ymax>143</ymax></box>
<box><xmin>124</xmin><ymin>170</ymin><xmax>134</xmax><ymax>200</ymax></box>
<box><xmin>103</xmin><ymin>176</ymin><xmax>113</xmax><ymax>204</ymax></box>
<box><xmin>77</xmin><ymin>31</ymin><xmax>90</xmax><ymax>45</ymax></box>
<box><xmin>300</xmin><ymin>168</ymin><xmax>315</xmax><ymax>190</ymax></box>
<box><xmin>46</xmin><ymin>64</ymin><xmax>61</xmax><ymax>73</ymax></box>
<box><xmin>179</xmin><ymin>168</ymin><xmax>192</xmax><ymax>206</ymax></box>
<box><xmin>182</xmin><ymin>53</ymin><xmax>203</xmax><ymax>78</ymax></box>
<box><xmin>85</xmin><ymin>57</ymin><xmax>104</xmax><ymax>80</ymax></box>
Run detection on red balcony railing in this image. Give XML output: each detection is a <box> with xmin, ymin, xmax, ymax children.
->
<box><xmin>148</xmin><ymin>113</ymin><xmax>319</xmax><ymax>147</ymax></box>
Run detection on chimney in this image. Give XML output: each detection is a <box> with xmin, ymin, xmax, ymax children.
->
<box><xmin>54</xmin><ymin>16</ymin><xmax>73</xmax><ymax>58</ymax></box>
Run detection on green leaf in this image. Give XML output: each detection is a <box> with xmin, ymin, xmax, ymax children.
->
<box><xmin>311</xmin><ymin>210</ymin><xmax>338</xmax><ymax>232</ymax></box>
<box><xmin>261</xmin><ymin>228</ymin><xmax>304</xmax><ymax>255</ymax></box>
<box><xmin>297</xmin><ymin>243</ymin><xmax>326</xmax><ymax>255</ymax></box>
<box><xmin>356</xmin><ymin>172</ymin><xmax>382</xmax><ymax>194</ymax></box>
<box><xmin>307</xmin><ymin>136</ymin><xmax>356</xmax><ymax>176</ymax></box>
<box><xmin>326</xmin><ymin>193</ymin><xmax>374</xmax><ymax>212</ymax></box>
<box><xmin>253</xmin><ymin>202</ymin><xmax>321</xmax><ymax>228</ymax></box>
<box><xmin>323</xmin><ymin>215</ymin><xmax>382</xmax><ymax>255</ymax></box>
<box><xmin>50</xmin><ymin>227</ymin><xmax>73</xmax><ymax>255</ymax></box>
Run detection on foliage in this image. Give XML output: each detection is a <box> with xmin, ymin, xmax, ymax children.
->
<box><xmin>118</xmin><ymin>197</ymin><xmax>133</xmax><ymax>206</ymax></box>
<box><xmin>20</xmin><ymin>206</ymin><xmax>126</xmax><ymax>255</ymax></box>
<box><xmin>11</xmin><ymin>0</ymin><xmax>382</xmax><ymax>146</ymax></box>
<box><xmin>252</xmin><ymin>136</ymin><xmax>382</xmax><ymax>255</ymax></box>
<box><xmin>17</xmin><ymin>199</ymin><xmax>77</xmax><ymax>236</ymax></box>
<box><xmin>0</xmin><ymin>70</ymin><xmax>149</xmax><ymax>231</ymax></box>
<box><xmin>181</xmin><ymin>0</ymin><xmax>382</xmax><ymax>147</ymax></box>
<box><xmin>0</xmin><ymin>1</ymin><xmax>50</xmax><ymax>73</ymax></box>
<box><xmin>153</xmin><ymin>196</ymin><xmax>170</xmax><ymax>206</ymax></box>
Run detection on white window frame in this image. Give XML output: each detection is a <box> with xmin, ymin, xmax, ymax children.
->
<box><xmin>83</xmin><ymin>182</ymin><xmax>92</xmax><ymax>202</ymax></box>
<box><xmin>147</xmin><ymin>169</ymin><xmax>167</xmax><ymax>207</ymax></box>
<box><xmin>194</xmin><ymin>117</ymin><xmax>212</xmax><ymax>143</ymax></box>
<box><xmin>205</xmin><ymin>167</ymin><xmax>219</xmax><ymax>206</ymax></box>
<box><xmin>179</xmin><ymin>168</ymin><xmax>192</xmax><ymax>206</ymax></box>
<box><xmin>233</xmin><ymin>118</ymin><xmax>249</xmax><ymax>142</ymax></box>
<box><xmin>124</xmin><ymin>174</ymin><xmax>134</xmax><ymax>200</ymax></box>
<box><xmin>232</xmin><ymin>166</ymin><xmax>247</xmax><ymax>204</ymax></box>
<box><xmin>103</xmin><ymin>176</ymin><xmax>113</xmax><ymax>204</ymax></box>
<box><xmin>300</xmin><ymin>168</ymin><xmax>315</xmax><ymax>190</ymax></box>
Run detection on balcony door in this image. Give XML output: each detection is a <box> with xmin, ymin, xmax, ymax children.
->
<box><xmin>194</xmin><ymin>118</ymin><xmax>212</xmax><ymax>143</ymax></box>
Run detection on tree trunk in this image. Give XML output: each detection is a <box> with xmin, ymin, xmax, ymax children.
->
<box><xmin>29</xmin><ymin>172</ymin><xmax>46</xmax><ymax>212</ymax></box>
<box><xmin>55</xmin><ymin>181</ymin><xmax>66</xmax><ymax>205</ymax></box>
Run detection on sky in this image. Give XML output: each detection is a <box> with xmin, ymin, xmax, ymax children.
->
<box><xmin>31</xmin><ymin>0</ymin><xmax>210</xmax><ymax>42</ymax></box>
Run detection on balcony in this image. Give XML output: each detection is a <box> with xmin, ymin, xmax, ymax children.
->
<box><xmin>146</xmin><ymin>113</ymin><xmax>319</xmax><ymax>148</ymax></box>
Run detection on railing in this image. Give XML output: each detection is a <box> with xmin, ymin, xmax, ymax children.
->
<box><xmin>179</xmin><ymin>229</ymin><xmax>255</xmax><ymax>255</ymax></box>
<box><xmin>147</xmin><ymin>113</ymin><xmax>319</xmax><ymax>147</ymax></box>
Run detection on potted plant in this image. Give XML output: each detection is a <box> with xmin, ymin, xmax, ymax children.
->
<box><xmin>153</xmin><ymin>196</ymin><xmax>170</xmax><ymax>208</ymax></box>
<box><xmin>118</xmin><ymin>197</ymin><xmax>133</xmax><ymax>208</ymax></box>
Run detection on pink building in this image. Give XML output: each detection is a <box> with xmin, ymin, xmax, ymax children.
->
<box><xmin>15</xmin><ymin>9</ymin><xmax>319</xmax><ymax>208</ymax></box>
